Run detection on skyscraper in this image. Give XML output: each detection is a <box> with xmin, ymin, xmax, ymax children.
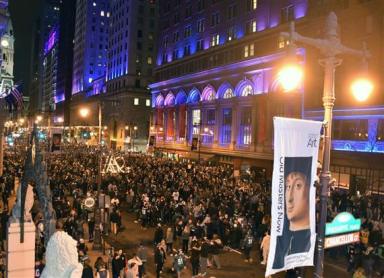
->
<box><xmin>101</xmin><ymin>0</ymin><xmax>158</xmax><ymax>150</ymax></box>
<box><xmin>72</xmin><ymin>0</ymin><xmax>109</xmax><ymax>96</ymax></box>
<box><xmin>40</xmin><ymin>0</ymin><xmax>76</xmax><ymax>124</ymax></box>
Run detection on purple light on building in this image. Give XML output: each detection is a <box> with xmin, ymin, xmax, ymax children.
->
<box><xmin>44</xmin><ymin>29</ymin><xmax>57</xmax><ymax>54</ymax></box>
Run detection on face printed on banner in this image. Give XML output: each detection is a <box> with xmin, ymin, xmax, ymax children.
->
<box><xmin>285</xmin><ymin>172</ymin><xmax>310</xmax><ymax>231</ymax></box>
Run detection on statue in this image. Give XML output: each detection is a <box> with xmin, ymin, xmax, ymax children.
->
<box><xmin>41</xmin><ymin>231</ymin><xmax>83</xmax><ymax>278</ymax></box>
<box><xmin>10</xmin><ymin>183</ymin><xmax>33</xmax><ymax>223</ymax></box>
<box><xmin>10</xmin><ymin>125</ymin><xmax>56</xmax><ymax>244</ymax></box>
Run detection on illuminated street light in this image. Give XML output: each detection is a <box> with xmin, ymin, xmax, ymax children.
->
<box><xmin>281</xmin><ymin>14</ymin><xmax>372</xmax><ymax>277</ymax></box>
<box><xmin>79</xmin><ymin>107</ymin><xmax>90</xmax><ymax>118</ymax></box>
<box><xmin>133</xmin><ymin>126</ymin><xmax>138</xmax><ymax>131</ymax></box>
<box><xmin>351</xmin><ymin>78</ymin><xmax>374</xmax><ymax>102</ymax></box>
<box><xmin>36</xmin><ymin>115</ymin><xmax>43</xmax><ymax>122</ymax></box>
<box><xmin>278</xmin><ymin>64</ymin><xmax>303</xmax><ymax>92</ymax></box>
<box><xmin>18</xmin><ymin>118</ymin><xmax>25</xmax><ymax>124</ymax></box>
<box><xmin>125</xmin><ymin>125</ymin><xmax>129</xmax><ymax>130</ymax></box>
<box><xmin>57</xmin><ymin>117</ymin><xmax>64</xmax><ymax>123</ymax></box>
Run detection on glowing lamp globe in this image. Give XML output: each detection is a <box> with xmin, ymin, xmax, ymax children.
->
<box><xmin>278</xmin><ymin>64</ymin><xmax>303</xmax><ymax>92</ymax></box>
<box><xmin>79</xmin><ymin>108</ymin><xmax>90</xmax><ymax>118</ymax></box>
<box><xmin>351</xmin><ymin>78</ymin><xmax>373</xmax><ymax>102</ymax></box>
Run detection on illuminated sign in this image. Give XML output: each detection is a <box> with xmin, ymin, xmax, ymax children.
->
<box><xmin>325</xmin><ymin>212</ymin><xmax>361</xmax><ymax>236</ymax></box>
<box><xmin>325</xmin><ymin>232</ymin><xmax>360</xmax><ymax>249</ymax></box>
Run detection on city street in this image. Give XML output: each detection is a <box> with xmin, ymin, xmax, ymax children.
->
<box><xmin>103</xmin><ymin>210</ymin><xmax>349</xmax><ymax>278</ymax></box>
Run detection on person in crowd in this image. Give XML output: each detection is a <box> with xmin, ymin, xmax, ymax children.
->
<box><xmin>173</xmin><ymin>249</ymin><xmax>187</xmax><ymax>278</ymax></box>
<box><xmin>190</xmin><ymin>238</ymin><xmax>201</xmax><ymax>277</ymax></box>
<box><xmin>110</xmin><ymin>209</ymin><xmax>120</xmax><ymax>236</ymax></box>
<box><xmin>260</xmin><ymin>230</ymin><xmax>271</xmax><ymax>265</ymax></box>
<box><xmin>165</xmin><ymin>227</ymin><xmax>174</xmax><ymax>255</ymax></box>
<box><xmin>242</xmin><ymin>229</ymin><xmax>254</xmax><ymax>263</ymax></box>
<box><xmin>81</xmin><ymin>258</ymin><xmax>93</xmax><ymax>278</ymax></box>
<box><xmin>154</xmin><ymin>223</ymin><xmax>164</xmax><ymax>247</ymax></box>
<box><xmin>137</xmin><ymin>243</ymin><xmax>148</xmax><ymax>278</ymax></box>
<box><xmin>34</xmin><ymin>258</ymin><xmax>45</xmax><ymax>278</ymax></box>
<box><xmin>211</xmin><ymin>234</ymin><xmax>223</xmax><ymax>269</ymax></box>
<box><xmin>200</xmin><ymin>237</ymin><xmax>210</xmax><ymax>276</ymax></box>
<box><xmin>154</xmin><ymin>243</ymin><xmax>165</xmax><ymax>278</ymax></box>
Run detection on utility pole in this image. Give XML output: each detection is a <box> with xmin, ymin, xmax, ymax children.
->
<box><xmin>281</xmin><ymin>12</ymin><xmax>370</xmax><ymax>277</ymax></box>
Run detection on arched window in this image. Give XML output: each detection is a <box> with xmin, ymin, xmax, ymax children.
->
<box><xmin>155</xmin><ymin>95</ymin><xmax>164</xmax><ymax>107</ymax></box>
<box><xmin>223</xmin><ymin>88</ymin><xmax>234</xmax><ymax>99</ymax></box>
<box><xmin>201</xmin><ymin>85</ymin><xmax>216</xmax><ymax>102</ymax></box>
<box><xmin>164</xmin><ymin>93</ymin><xmax>175</xmax><ymax>106</ymax></box>
<box><xmin>241</xmin><ymin>85</ymin><xmax>253</xmax><ymax>97</ymax></box>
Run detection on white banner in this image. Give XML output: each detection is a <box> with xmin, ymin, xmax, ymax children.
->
<box><xmin>266</xmin><ymin>117</ymin><xmax>322</xmax><ymax>276</ymax></box>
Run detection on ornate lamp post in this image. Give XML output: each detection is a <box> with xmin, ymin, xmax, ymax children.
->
<box><xmin>280</xmin><ymin>12</ymin><xmax>373</xmax><ymax>277</ymax></box>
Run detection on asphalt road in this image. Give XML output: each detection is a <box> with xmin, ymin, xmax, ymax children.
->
<box><xmin>104</xmin><ymin>210</ymin><xmax>350</xmax><ymax>278</ymax></box>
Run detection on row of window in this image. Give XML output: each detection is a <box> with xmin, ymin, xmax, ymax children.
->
<box><xmin>133</xmin><ymin>98</ymin><xmax>151</xmax><ymax>107</ymax></box>
<box><xmin>333</xmin><ymin>119</ymin><xmax>384</xmax><ymax>141</ymax></box>
<box><xmin>162</xmin><ymin>0</ymin><xmax>258</xmax><ymax>19</ymax></box>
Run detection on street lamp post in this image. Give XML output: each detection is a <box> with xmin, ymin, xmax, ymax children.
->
<box><xmin>281</xmin><ymin>12</ymin><xmax>372</xmax><ymax>277</ymax></box>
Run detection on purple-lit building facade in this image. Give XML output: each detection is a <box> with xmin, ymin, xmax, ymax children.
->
<box><xmin>150</xmin><ymin>0</ymin><xmax>384</xmax><ymax>192</ymax></box>
<box><xmin>98</xmin><ymin>0</ymin><xmax>158</xmax><ymax>150</ymax></box>
<box><xmin>41</xmin><ymin>0</ymin><xmax>76</xmax><ymax>122</ymax></box>
<box><xmin>71</xmin><ymin>0</ymin><xmax>109</xmax><ymax>96</ymax></box>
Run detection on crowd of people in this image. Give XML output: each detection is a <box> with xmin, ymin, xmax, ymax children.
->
<box><xmin>0</xmin><ymin>142</ymin><xmax>383</xmax><ymax>277</ymax></box>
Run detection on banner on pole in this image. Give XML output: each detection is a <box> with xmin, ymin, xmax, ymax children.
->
<box><xmin>266</xmin><ymin>117</ymin><xmax>322</xmax><ymax>276</ymax></box>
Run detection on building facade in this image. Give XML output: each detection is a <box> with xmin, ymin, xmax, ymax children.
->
<box><xmin>71</xmin><ymin>0</ymin><xmax>109</xmax><ymax>96</ymax></box>
<box><xmin>40</xmin><ymin>0</ymin><xmax>76</xmax><ymax>124</ymax></box>
<box><xmin>101</xmin><ymin>0</ymin><xmax>158</xmax><ymax>150</ymax></box>
<box><xmin>0</xmin><ymin>0</ymin><xmax>14</xmax><ymax>91</ymax></box>
<box><xmin>151</xmin><ymin>0</ymin><xmax>384</xmax><ymax>192</ymax></box>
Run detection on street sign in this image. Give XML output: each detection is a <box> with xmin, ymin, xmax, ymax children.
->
<box><xmin>325</xmin><ymin>212</ymin><xmax>361</xmax><ymax>236</ymax></box>
<box><xmin>325</xmin><ymin>232</ymin><xmax>360</xmax><ymax>249</ymax></box>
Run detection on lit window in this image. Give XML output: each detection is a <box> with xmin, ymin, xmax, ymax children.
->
<box><xmin>250</xmin><ymin>44</ymin><xmax>254</xmax><ymax>56</ymax></box>
<box><xmin>252</xmin><ymin>20</ymin><xmax>257</xmax><ymax>32</ymax></box>
<box><xmin>211</xmin><ymin>34</ymin><xmax>220</xmax><ymax>47</ymax></box>
<box><xmin>223</xmin><ymin>88</ymin><xmax>234</xmax><ymax>99</ymax></box>
<box><xmin>244</xmin><ymin>45</ymin><xmax>249</xmax><ymax>58</ymax></box>
<box><xmin>252</xmin><ymin>0</ymin><xmax>257</xmax><ymax>10</ymax></box>
<box><xmin>88</xmin><ymin>77</ymin><xmax>93</xmax><ymax>83</ymax></box>
<box><xmin>192</xmin><ymin>109</ymin><xmax>201</xmax><ymax>134</ymax></box>
<box><xmin>278</xmin><ymin>36</ymin><xmax>290</xmax><ymax>49</ymax></box>
<box><xmin>134</xmin><ymin>98</ymin><xmax>139</xmax><ymax>105</ymax></box>
<box><xmin>147</xmin><ymin>57</ymin><xmax>152</xmax><ymax>64</ymax></box>
<box><xmin>146</xmin><ymin>99</ymin><xmax>151</xmax><ymax>106</ymax></box>
<box><xmin>93</xmin><ymin>2</ymin><xmax>96</xmax><ymax>6</ymax></box>
<box><xmin>107</xmin><ymin>12</ymin><xmax>110</xmax><ymax>17</ymax></box>
<box><xmin>101</xmin><ymin>11</ymin><xmax>105</xmax><ymax>16</ymax></box>
<box><xmin>241</xmin><ymin>85</ymin><xmax>253</xmax><ymax>97</ymax></box>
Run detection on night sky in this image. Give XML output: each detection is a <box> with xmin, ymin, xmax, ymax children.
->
<box><xmin>9</xmin><ymin>0</ymin><xmax>42</xmax><ymax>94</ymax></box>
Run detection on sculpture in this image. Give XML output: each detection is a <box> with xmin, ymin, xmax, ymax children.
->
<box><xmin>10</xmin><ymin>183</ymin><xmax>33</xmax><ymax>222</ymax></box>
<box><xmin>41</xmin><ymin>231</ymin><xmax>83</xmax><ymax>278</ymax></box>
<box><xmin>11</xmin><ymin>125</ymin><xmax>56</xmax><ymax>244</ymax></box>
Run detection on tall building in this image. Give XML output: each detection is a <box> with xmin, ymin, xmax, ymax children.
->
<box><xmin>28</xmin><ymin>0</ymin><xmax>61</xmax><ymax>116</ymax></box>
<box><xmin>100</xmin><ymin>0</ymin><xmax>158</xmax><ymax>150</ymax></box>
<box><xmin>0</xmin><ymin>0</ymin><xmax>14</xmax><ymax>90</ymax></box>
<box><xmin>40</xmin><ymin>0</ymin><xmax>76</xmax><ymax>124</ymax></box>
<box><xmin>150</xmin><ymin>0</ymin><xmax>384</xmax><ymax>192</ymax></box>
<box><xmin>71</xmin><ymin>0</ymin><xmax>109</xmax><ymax>96</ymax></box>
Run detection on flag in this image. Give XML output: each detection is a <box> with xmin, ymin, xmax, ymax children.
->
<box><xmin>266</xmin><ymin>117</ymin><xmax>322</xmax><ymax>276</ymax></box>
<box><xmin>10</xmin><ymin>84</ymin><xmax>24</xmax><ymax>109</ymax></box>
